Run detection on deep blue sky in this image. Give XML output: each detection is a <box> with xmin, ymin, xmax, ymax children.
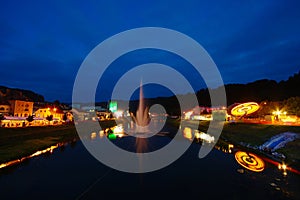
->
<box><xmin>1</xmin><ymin>0</ymin><xmax>300</xmax><ymax>102</ymax></box>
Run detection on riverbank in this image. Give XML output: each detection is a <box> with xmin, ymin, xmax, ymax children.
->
<box><xmin>0</xmin><ymin>124</ymin><xmax>78</xmax><ymax>163</ymax></box>
<box><xmin>1</xmin><ymin>119</ymin><xmax>299</xmax><ymax>168</ymax></box>
<box><xmin>0</xmin><ymin>120</ymin><xmax>117</xmax><ymax>163</ymax></box>
<box><xmin>182</xmin><ymin>120</ymin><xmax>300</xmax><ymax>165</ymax></box>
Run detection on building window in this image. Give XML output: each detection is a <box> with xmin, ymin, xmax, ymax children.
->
<box><xmin>0</xmin><ymin>107</ymin><xmax>4</xmax><ymax>111</ymax></box>
<box><xmin>24</xmin><ymin>108</ymin><xmax>29</xmax><ymax>111</ymax></box>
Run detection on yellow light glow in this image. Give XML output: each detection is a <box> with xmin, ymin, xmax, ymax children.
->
<box><xmin>91</xmin><ymin>132</ymin><xmax>97</xmax><ymax>140</ymax></box>
<box><xmin>274</xmin><ymin>110</ymin><xmax>281</xmax><ymax>115</ymax></box>
<box><xmin>283</xmin><ymin>171</ymin><xmax>287</xmax><ymax>176</ymax></box>
<box><xmin>195</xmin><ymin>131</ymin><xmax>201</xmax><ymax>139</ymax></box>
<box><xmin>235</xmin><ymin>151</ymin><xmax>265</xmax><ymax>172</ymax></box>
<box><xmin>0</xmin><ymin>160</ymin><xmax>21</xmax><ymax>169</ymax></box>
<box><xmin>183</xmin><ymin>127</ymin><xmax>193</xmax><ymax>140</ymax></box>
<box><xmin>282</xmin><ymin>164</ymin><xmax>287</xmax><ymax>170</ymax></box>
<box><xmin>30</xmin><ymin>145</ymin><xmax>58</xmax><ymax>157</ymax></box>
<box><xmin>112</xmin><ymin>125</ymin><xmax>124</xmax><ymax>134</ymax></box>
<box><xmin>228</xmin><ymin>144</ymin><xmax>234</xmax><ymax>153</ymax></box>
<box><xmin>198</xmin><ymin>132</ymin><xmax>214</xmax><ymax>143</ymax></box>
<box><xmin>99</xmin><ymin>130</ymin><xmax>105</xmax><ymax>138</ymax></box>
<box><xmin>184</xmin><ymin>111</ymin><xmax>193</xmax><ymax>119</ymax></box>
<box><xmin>0</xmin><ymin>145</ymin><xmax>58</xmax><ymax>169</ymax></box>
<box><xmin>230</xmin><ymin>102</ymin><xmax>260</xmax><ymax>117</ymax></box>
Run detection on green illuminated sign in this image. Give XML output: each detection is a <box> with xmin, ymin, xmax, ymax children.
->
<box><xmin>109</xmin><ymin>101</ymin><xmax>118</xmax><ymax>113</ymax></box>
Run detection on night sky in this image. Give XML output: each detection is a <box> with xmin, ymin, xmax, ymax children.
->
<box><xmin>1</xmin><ymin>0</ymin><xmax>300</xmax><ymax>102</ymax></box>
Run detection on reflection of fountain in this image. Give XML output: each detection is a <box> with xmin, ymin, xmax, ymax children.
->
<box><xmin>130</xmin><ymin>81</ymin><xmax>150</xmax><ymax>133</ymax></box>
<box><xmin>182</xmin><ymin>127</ymin><xmax>215</xmax><ymax>143</ymax></box>
<box><xmin>127</xmin><ymin>82</ymin><xmax>150</xmax><ymax>154</ymax></box>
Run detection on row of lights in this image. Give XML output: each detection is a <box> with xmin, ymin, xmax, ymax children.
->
<box><xmin>47</xmin><ymin>107</ymin><xmax>57</xmax><ymax>112</ymax></box>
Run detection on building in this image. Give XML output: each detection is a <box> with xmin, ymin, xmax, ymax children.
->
<box><xmin>34</xmin><ymin>107</ymin><xmax>64</xmax><ymax>121</ymax></box>
<box><xmin>9</xmin><ymin>100</ymin><xmax>33</xmax><ymax>117</ymax></box>
<box><xmin>0</xmin><ymin>102</ymin><xmax>11</xmax><ymax>115</ymax></box>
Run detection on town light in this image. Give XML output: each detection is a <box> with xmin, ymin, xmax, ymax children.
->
<box><xmin>184</xmin><ymin>111</ymin><xmax>193</xmax><ymax>119</ymax></box>
<box><xmin>274</xmin><ymin>110</ymin><xmax>281</xmax><ymax>115</ymax></box>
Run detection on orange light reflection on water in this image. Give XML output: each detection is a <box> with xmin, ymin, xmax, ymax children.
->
<box><xmin>0</xmin><ymin>145</ymin><xmax>59</xmax><ymax>169</ymax></box>
<box><xmin>183</xmin><ymin>127</ymin><xmax>193</xmax><ymax>141</ymax></box>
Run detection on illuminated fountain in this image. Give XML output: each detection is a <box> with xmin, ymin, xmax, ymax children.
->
<box><xmin>129</xmin><ymin>81</ymin><xmax>151</xmax><ymax>154</ymax></box>
<box><xmin>130</xmin><ymin>81</ymin><xmax>150</xmax><ymax>133</ymax></box>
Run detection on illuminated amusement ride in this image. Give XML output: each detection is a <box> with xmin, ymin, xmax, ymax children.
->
<box><xmin>228</xmin><ymin>102</ymin><xmax>260</xmax><ymax>119</ymax></box>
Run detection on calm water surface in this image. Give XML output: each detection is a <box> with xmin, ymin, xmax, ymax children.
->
<box><xmin>0</xmin><ymin>129</ymin><xmax>299</xmax><ymax>199</ymax></box>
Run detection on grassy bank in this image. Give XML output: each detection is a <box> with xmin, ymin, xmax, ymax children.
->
<box><xmin>0</xmin><ymin>120</ymin><xmax>117</xmax><ymax>163</ymax></box>
<box><xmin>1</xmin><ymin>119</ymin><xmax>299</xmax><ymax>166</ymax></box>
<box><xmin>183</xmin><ymin>120</ymin><xmax>300</xmax><ymax>163</ymax></box>
<box><xmin>0</xmin><ymin>124</ymin><xmax>78</xmax><ymax>163</ymax></box>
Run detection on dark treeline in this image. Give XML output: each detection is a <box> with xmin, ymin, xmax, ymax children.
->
<box><xmin>198</xmin><ymin>70</ymin><xmax>300</xmax><ymax>106</ymax></box>
<box><xmin>129</xmin><ymin>71</ymin><xmax>300</xmax><ymax>116</ymax></box>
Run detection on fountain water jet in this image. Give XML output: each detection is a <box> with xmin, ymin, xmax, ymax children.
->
<box><xmin>130</xmin><ymin>81</ymin><xmax>150</xmax><ymax>133</ymax></box>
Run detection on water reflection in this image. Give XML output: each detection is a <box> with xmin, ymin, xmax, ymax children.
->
<box><xmin>278</xmin><ymin>162</ymin><xmax>288</xmax><ymax>176</ymax></box>
<box><xmin>182</xmin><ymin>126</ymin><xmax>215</xmax><ymax>144</ymax></box>
<box><xmin>215</xmin><ymin>142</ymin><xmax>234</xmax><ymax>154</ymax></box>
<box><xmin>94</xmin><ymin>125</ymin><xmax>127</xmax><ymax>140</ymax></box>
<box><xmin>235</xmin><ymin>151</ymin><xmax>265</xmax><ymax>172</ymax></box>
<box><xmin>1</xmin><ymin>124</ymin><xmax>300</xmax><ymax>199</ymax></box>
<box><xmin>0</xmin><ymin>145</ymin><xmax>59</xmax><ymax>169</ymax></box>
<box><xmin>183</xmin><ymin>127</ymin><xmax>193</xmax><ymax>141</ymax></box>
<box><xmin>90</xmin><ymin>132</ymin><xmax>97</xmax><ymax>140</ymax></box>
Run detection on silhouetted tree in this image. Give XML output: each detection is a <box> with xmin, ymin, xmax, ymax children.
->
<box><xmin>26</xmin><ymin>115</ymin><xmax>34</xmax><ymax>122</ymax></box>
<box><xmin>0</xmin><ymin>114</ymin><xmax>5</xmax><ymax>125</ymax></box>
<box><xmin>63</xmin><ymin>113</ymin><xmax>68</xmax><ymax>121</ymax></box>
<box><xmin>283</xmin><ymin>97</ymin><xmax>300</xmax><ymax>116</ymax></box>
<box><xmin>46</xmin><ymin>115</ymin><xmax>53</xmax><ymax>122</ymax></box>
